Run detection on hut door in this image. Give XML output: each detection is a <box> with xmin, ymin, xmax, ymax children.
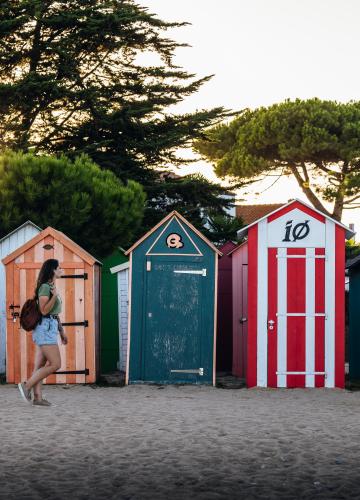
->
<box><xmin>267</xmin><ymin>247</ymin><xmax>326</xmax><ymax>388</ymax></box>
<box><xmin>143</xmin><ymin>260</ymin><xmax>205</xmax><ymax>383</ymax></box>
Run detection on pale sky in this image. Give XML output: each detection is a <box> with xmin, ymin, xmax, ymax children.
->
<box><xmin>140</xmin><ymin>0</ymin><xmax>360</xmax><ymax>234</ymax></box>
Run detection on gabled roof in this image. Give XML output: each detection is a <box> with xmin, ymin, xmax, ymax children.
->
<box><xmin>125</xmin><ymin>211</ymin><xmax>222</xmax><ymax>256</ymax></box>
<box><xmin>2</xmin><ymin>226</ymin><xmax>101</xmax><ymax>266</ymax></box>
<box><xmin>236</xmin><ymin>199</ymin><xmax>355</xmax><ymax>241</ymax></box>
<box><xmin>346</xmin><ymin>254</ymin><xmax>360</xmax><ymax>270</ymax></box>
<box><xmin>0</xmin><ymin>220</ymin><xmax>42</xmax><ymax>244</ymax></box>
<box><xmin>236</xmin><ymin>203</ymin><xmax>283</xmax><ymax>225</ymax></box>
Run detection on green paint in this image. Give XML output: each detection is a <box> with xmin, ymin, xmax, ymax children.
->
<box><xmin>129</xmin><ymin>217</ymin><xmax>216</xmax><ymax>384</ymax></box>
<box><xmin>349</xmin><ymin>266</ymin><xmax>360</xmax><ymax>380</ymax></box>
<box><xmin>101</xmin><ymin>248</ymin><xmax>128</xmax><ymax>373</ymax></box>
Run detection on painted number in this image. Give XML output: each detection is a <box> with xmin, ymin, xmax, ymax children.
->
<box><xmin>282</xmin><ymin>220</ymin><xmax>310</xmax><ymax>242</ymax></box>
<box><xmin>166</xmin><ymin>233</ymin><xmax>184</xmax><ymax>249</ymax></box>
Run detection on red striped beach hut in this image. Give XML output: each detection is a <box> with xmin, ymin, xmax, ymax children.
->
<box><xmin>233</xmin><ymin>199</ymin><xmax>353</xmax><ymax>388</ymax></box>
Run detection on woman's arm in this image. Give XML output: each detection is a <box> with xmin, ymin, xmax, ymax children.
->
<box><xmin>38</xmin><ymin>285</ymin><xmax>59</xmax><ymax>315</ymax></box>
<box><xmin>57</xmin><ymin>316</ymin><xmax>68</xmax><ymax>345</ymax></box>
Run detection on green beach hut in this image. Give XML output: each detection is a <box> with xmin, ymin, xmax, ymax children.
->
<box><xmin>125</xmin><ymin>211</ymin><xmax>221</xmax><ymax>385</ymax></box>
<box><xmin>101</xmin><ymin>247</ymin><xmax>128</xmax><ymax>373</ymax></box>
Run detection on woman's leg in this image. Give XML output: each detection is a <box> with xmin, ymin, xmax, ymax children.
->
<box><xmin>32</xmin><ymin>346</ymin><xmax>47</xmax><ymax>400</ymax></box>
<box><xmin>26</xmin><ymin>345</ymin><xmax>61</xmax><ymax>391</ymax></box>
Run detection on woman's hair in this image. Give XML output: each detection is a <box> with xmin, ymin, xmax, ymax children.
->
<box><xmin>35</xmin><ymin>259</ymin><xmax>59</xmax><ymax>296</ymax></box>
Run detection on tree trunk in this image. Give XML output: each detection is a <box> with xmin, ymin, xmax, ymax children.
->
<box><xmin>289</xmin><ymin>164</ymin><xmax>332</xmax><ymax>216</ymax></box>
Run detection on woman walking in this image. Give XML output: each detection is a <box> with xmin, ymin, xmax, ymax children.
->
<box><xmin>18</xmin><ymin>259</ymin><xmax>68</xmax><ymax>406</ymax></box>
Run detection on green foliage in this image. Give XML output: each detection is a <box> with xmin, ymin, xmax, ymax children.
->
<box><xmin>346</xmin><ymin>239</ymin><xmax>360</xmax><ymax>261</ymax></box>
<box><xmin>195</xmin><ymin>99</ymin><xmax>360</xmax><ymax>220</ymax></box>
<box><xmin>0</xmin><ymin>151</ymin><xmax>145</xmax><ymax>257</ymax></box>
<box><xmin>0</xmin><ymin>0</ymin><xmax>228</xmax><ymax>180</ymax></box>
<box><xmin>141</xmin><ymin>173</ymin><xmax>237</xmax><ymax>242</ymax></box>
<box><xmin>204</xmin><ymin>214</ymin><xmax>244</xmax><ymax>245</ymax></box>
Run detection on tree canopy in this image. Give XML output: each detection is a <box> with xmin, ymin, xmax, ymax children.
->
<box><xmin>0</xmin><ymin>151</ymin><xmax>145</xmax><ymax>257</ymax></box>
<box><xmin>195</xmin><ymin>98</ymin><xmax>360</xmax><ymax>221</ymax></box>
<box><xmin>0</xmin><ymin>0</ymin><xmax>227</xmax><ymax>180</ymax></box>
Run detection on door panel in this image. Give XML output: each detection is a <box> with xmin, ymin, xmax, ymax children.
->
<box><xmin>144</xmin><ymin>261</ymin><xmax>204</xmax><ymax>383</ymax></box>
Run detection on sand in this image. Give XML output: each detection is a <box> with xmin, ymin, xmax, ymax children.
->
<box><xmin>0</xmin><ymin>384</ymin><xmax>360</xmax><ymax>499</ymax></box>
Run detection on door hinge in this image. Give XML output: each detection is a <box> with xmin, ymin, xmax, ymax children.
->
<box><xmin>170</xmin><ymin>368</ymin><xmax>204</xmax><ymax>376</ymax></box>
<box><xmin>55</xmin><ymin>369</ymin><xmax>89</xmax><ymax>375</ymax></box>
<box><xmin>61</xmin><ymin>273</ymin><xmax>88</xmax><ymax>280</ymax></box>
<box><xmin>61</xmin><ymin>320</ymin><xmax>88</xmax><ymax>327</ymax></box>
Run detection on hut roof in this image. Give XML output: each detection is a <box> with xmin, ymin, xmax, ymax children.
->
<box><xmin>125</xmin><ymin>210</ymin><xmax>222</xmax><ymax>256</ymax></box>
<box><xmin>236</xmin><ymin>199</ymin><xmax>355</xmax><ymax>241</ymax></box>
<box><xmin>2</xmin><ymin>226</ymin><xmax>101</xmax><ymax>266</ymax></box>
<box><xmin>0</xmin><ymin>221</ymin><xmax>42</xmax><ymax>244</ymax></box>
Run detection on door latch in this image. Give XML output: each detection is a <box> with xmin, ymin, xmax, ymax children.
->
<box><xmin>268</xmin><ymin>319</ymin><xmax>275</xmax><ymax>330</ymax></box>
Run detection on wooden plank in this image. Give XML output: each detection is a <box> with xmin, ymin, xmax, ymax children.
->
<box><xmin>54</xmin><ymin>239</ymin><xmax>66</xmax><ymax>384</ymax></box>
<box><xmin>85</xmin><ymin>263</ymin><xmax>95</xmax><ymax>383</ymax></box>
<box><xmin>94</xmin><ymin>264</ymin><xmax>101</xmax><ymax>380</ymax></box>
<box><xmin>5</xmin><ymin>262</ymin><xmax>14</xmax><ymax>382</ymax></box>
<box><xmin>25</xmin><ymin>246</ymin><xmax>35</xmax><ymax>381</ymax></box>
<box><xmin>213</xmin><ymin>254</ymin><xmax>218</xmax><ymax>386</ymax></box>
<box><xmin>63</xmin><ymin>246</ymin><xmax>76</xmax><ymax>384</ymax></box>
<box><xmin>15</xmin><ymin>262</ymin><xmax>85</xmax><ymax>269</ymax></box>
<box><xmin>75</xmin><ymin>265</ymin><xmax>85</xmax><ymax>384</ymax></box>
<box><xmin>13</xmin><ymin>257</ymin><xmax>22</xmax><ymax>383</ymax></box>
<box><xmin>126</xmin><ymin>253</ymin><xmax>132</xmax><ymax>385</ymax></box>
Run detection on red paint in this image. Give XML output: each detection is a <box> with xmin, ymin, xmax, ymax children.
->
<box><xmin>217</xmin><ymin>241</ymin><xmax>237</xmax><ymax>372</ymax></box>
<box><xmin>247</xmin><ymin>226</ymin><xmax>258</xmax><ymax>387</ymax></box>
<box><xmin>267</xmin><ymin>200</ymin><xmax>325</xmax><ymax>223</ymax></box>
<box><xmin>231</xmin><ymin>242</ymin><xmax>248</xmax><ymax>378</ymax></box>
<box><xmin>267</xmin><ymin>248</ymin><xmax>277</xmax><ymax>387</ymax></box>
<box><xmin>315</xmin><ymin>248</ymin><xmax>325</xmax><ymax>387</ymax></box>
<box><xmin>287</xmin><ymin>248</ymin><xmax>306</xmax><ymax>387</ymax></box>
<box><xmin>335</xmin><ymin>226</ymin><xmax>345</xmax><ymax>388</ymax></box>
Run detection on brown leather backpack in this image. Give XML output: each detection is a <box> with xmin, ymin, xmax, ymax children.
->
<box><xmin>20</xmin><ymin>297</ymin><xmax>42</xmax><ymax>331</ymax></box>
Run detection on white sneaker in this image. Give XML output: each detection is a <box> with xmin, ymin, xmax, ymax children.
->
<box><xmin>18</xmin><ymin>382</ymin><xmax>32</xmax><ymax>404</ymax></box>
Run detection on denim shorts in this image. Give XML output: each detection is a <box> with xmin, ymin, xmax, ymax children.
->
<box><xmin>32</xmin><ymin>317</ymin><xmax>59</xmax><ymax>346</ymax></box>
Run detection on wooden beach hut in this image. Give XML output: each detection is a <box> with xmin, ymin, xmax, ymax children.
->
<box><xmin>0</xmin><ymin>221</ymin><xmax>41</xmax><ymax>374</ymax></box>
<box><xmin>2</xmin><ymin>227</ymin><xmax>101</xmax><ymax>384</ymax></box>
<box><xmin>125</xmin><ymin>211</ymin><xmax>221</xmax><ymax>385</ymax></box>
<box><xmin>233</xmin><ymin>199</ymin><xmax>353</xmax><ymax>389</ymax></box>
<box><xmin>101</xmin><ymin>248</ymin><xmax>128</xmax><ymax>373</ymax></box>
<box><xmin>347</xmin><ymin>255</ymin><xmax>360</xmax><ymax>381</ymax></box>
<box><xmin>216</xmin><ymin>241</ymin><xmax>237</xmax><ymax>373</ymax></box>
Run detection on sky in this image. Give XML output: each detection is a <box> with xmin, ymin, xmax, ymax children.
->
<box><xmin>140</xmin><ymin>0</ymin><xmax>360</xmax><ymax>234</ymax></box>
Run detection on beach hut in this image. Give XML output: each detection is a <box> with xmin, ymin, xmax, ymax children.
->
<box><xmin>2</xmin><ymin>227</ymin><xmax>101</xmax><ymax>384</ymax></box>
<box><xmin>125</xmin><ymin>211</ymin><xmax>221</xmax><ymax>385</ymax></box>
<box><xmin>234</xmin><ymin>199</ymin><xmax>353</xmax><ymax>389</ymax></box>
<box><xmin>0</xmin><ymin>221</ymin><xmax>42</xmax><ymax>375</ymax></box>
<box><xmin>100</xmin><ymin>247</ymin><xmax>128</xmax><ymax>373</ymax></box>
<box><xmin>216</xmin><ymin>241</ymin><xmax>237</xmax><ymax>373</ymax></box>
<box><xmin>347</xmin><ymin>255</ymin><xmax>360</xmax><ymax>380</ymax></box>
<box><xmin>110</xmin><ymin>257</ymin><xmax>130</xmax><ymax>373</ymax></box>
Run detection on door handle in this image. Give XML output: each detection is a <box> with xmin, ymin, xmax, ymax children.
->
<box><xmin>239</xmin><ymin>317</ymin><xmax>247</xmax><ymax>323</ymax></box>
<box><xmin>268</xmin><ymin>320</ymin><xmax>275</xmax><ymax>330</ymax></box>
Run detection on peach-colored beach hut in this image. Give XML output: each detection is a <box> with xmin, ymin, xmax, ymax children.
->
<box><xmin>2</xmin><ymin>227</ymin><xmax>101</xmax><ymax>384</ymax></box>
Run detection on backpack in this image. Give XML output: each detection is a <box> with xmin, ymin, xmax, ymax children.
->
<box><xmin>20</xmin><ymin>297</ymin><xmax>42</xmax><ymax>332</ymax></box>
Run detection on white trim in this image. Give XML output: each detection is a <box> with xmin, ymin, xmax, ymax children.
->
<box><xmin>306</xmin><ymin>248</ymin><xmax>316</xmax><ymax>388</ymax></box>
<box><xmin>125</xmin><ymin>253</ymin><xmax>132</xmax><ymax>385</ymax></box>
<box><xmin>173</xmin><ymin>269</ymin><xmax>206</xmax><ymax>276</ymax></box>
<box><xmin>146</xmin><ymin>216</ymin><xmax>203</xmax><ymax>257</ymax></box>
<box><xmin>110</xmin><ymin>261</ymin><xmax>129</xmax><ymax>274</ymax></box>
<box><xmin>277</xmin><ymin>371</ymin><xmax>326</xmax><ymax>376</ymax></box>
<box><xmin>276</xmin><ymin>254</ymin><xmax>326</xmax><ymax>259</ymax></box>
<box><xmin>277</xmin><ymin>247</ymin><xmax>287</xmax><ymax>388</ymax></box>
<box><xmin>236</xmin><ymin>198</ymin><xmax>354</xmax><ymax>240</ymax></box>
<box><xmin>276</xmin><ymin>313</ymin><xmax>326</xmax><ymax>318</ymax></box>
<box><xmin>257</xmin><ymin>219</ymin><xmax>267</xmax><ymax>387</ymax></box>
<box><xmin>0</xmin><ymin>220</ymin><xmax>42</xmax><ymax>244</ymax></box>
<box><xmin>325</xmin><ymin>220</ymin><xmax>336</xmax><ymax>388</ymax></box>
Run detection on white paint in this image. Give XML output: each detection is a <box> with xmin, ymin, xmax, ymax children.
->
<box><xmin>305</xmin><ymin>248</ymin><xmax>316</xmax><ymax>388</ymax></box>
<box><xmin>277</xmin><ymin>247</ymin><xmax>287</xmax><ymax>388</ymax></box>
<box><xmin>110</xmin><ymin>262</ymin><xmax>129</xmax><ymax>274</ymax></box>
<box><xmin>277</xmin><ymin>371</ymin><xmax>326</xmax><ymax>376</ymax></box>
<box><xmin>146</xmin><ymin>216</ymin><xmax>203</xmax><ymax>256</ymax></box>
<box><xmin>325</xmin><ymin>220</ymin><xmax>336</xmax><ymax>388</ymax></box>
<box><xmin>0</xmin><ymin>222</ymin><xmax>41</xmax><ymax>374</ymax></box>
<box><xmin>257</xmin><ymin>219</ymin><xmax>268</xmax><ymax>387</ymax></box>
<box><xmin>276</xmin><ymin>313</ymin><xmax>326</xmax><ymax>317</ymax></box>
<box><xmin>277</xmin><ymin>254</ymin><xmax>326</xmax><ymax>259</ymax></box>
<box><xmin>267</xmin><ymin>209</ymin><xmax>325</xmax><ymax>248</ymax></box>
<box><xmin>116</xmin><ymin>268</ymin><xmax>129</xmax><ymax>373</ymax></box>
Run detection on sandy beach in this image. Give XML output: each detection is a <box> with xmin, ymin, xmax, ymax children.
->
<box><xmin>0</xmin><ymin>384</ymin><xmax>360</xmax><ymax>499</ymax></box>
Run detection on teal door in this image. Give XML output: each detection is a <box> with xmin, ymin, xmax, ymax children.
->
<box><xmin>143</xmin><ymin>259</ymin><xmax>211</xmax><ymax>383</ymax></box>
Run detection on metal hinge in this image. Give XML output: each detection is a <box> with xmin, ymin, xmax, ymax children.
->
<box><xmin>61</xmin><ymin>273</ymin><xmax>88</xmax><ymax>280</ymax></box>
<box><xmin>170</xmin><ymin>368</ymin><xmax>204</xmax><ymax>376</ymax></box>
<box><xmin>61</xmin><ymin>320</ymin><xmax>89</xmax><ymax>327</ymax></box>
<box><xmin>56</xmin><ymin>369</ymin><xmax>89</xmax><ymax>375</ymax></box>
<box><xmin>173</xmin><ymin>269</ymin><xmax>207</xmax><ymax>276</ymax></box>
